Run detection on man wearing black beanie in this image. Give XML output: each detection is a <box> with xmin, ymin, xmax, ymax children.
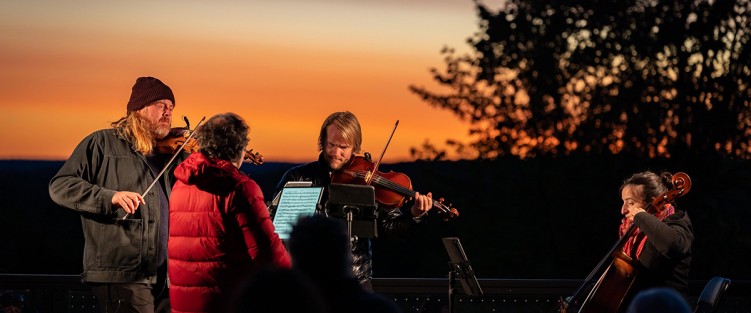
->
<box><xmin>50</xmin><ymin>76</ymin><xmax>183</xmax><ymax>313</ymax></box>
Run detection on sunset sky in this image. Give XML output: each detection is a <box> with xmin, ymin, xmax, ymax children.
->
<box><xmin>0</xmin><ymin>1</ymin><xmax>497</xmax><ymax>163</ymax></box>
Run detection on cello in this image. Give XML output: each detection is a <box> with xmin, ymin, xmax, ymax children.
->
<box><xmin>562</xmin><ymin>172</ymin><xmax>692</xmax><ymax>313</ymax></box>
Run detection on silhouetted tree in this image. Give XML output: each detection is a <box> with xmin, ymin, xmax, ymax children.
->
<box><xmin>410</xmin><ymin>0</ymin><xmax>751</xmax><ymax>160</ymax></box>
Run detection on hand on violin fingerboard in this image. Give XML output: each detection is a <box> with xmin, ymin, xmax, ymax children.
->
<box><xmin>410</xmin><ymin>191</ymin><xmax>432</xmax><ymax>217</ymax></box>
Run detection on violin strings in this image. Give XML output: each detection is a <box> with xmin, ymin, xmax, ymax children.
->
<box><xmin>371</xmin><ymin>175</ymin><xmax>412</xmax><ymax>195</ymax></box>
<box><xmin>371</xmin><ymin>175</ymin><xmax>447</xmax><ymax>213</ymax></box>
<box><xmin>349</xmin><ymin>170</ymin><xmax>448</xmax><ymax>213</ymax></box>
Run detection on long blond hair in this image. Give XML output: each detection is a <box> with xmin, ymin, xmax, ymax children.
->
<box><xmin>111</xmin><ymin>112</ymin><xmax>156</xmax><ymax>155</ymax></box>
<box><xmin>318</xmin><ymin>111</ymin><xmax>362</xmax><ymax>154</ymax></box>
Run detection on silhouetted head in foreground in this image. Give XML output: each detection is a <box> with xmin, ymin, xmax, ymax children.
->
<box><xmin>288</xmin><ymin>215</ymin><xmax>352</xmax><ymax>282</ymax></box>
<box><xmin>233</xmin><ymin>267</ymin><xmax>327</xmax><ymax>313</ymax></box>
<box><xmin>626</xmin><ymin>287</ymin><xmax>691</xmax><ymax>313</ymax></box>
<box><xmin>287</xmin><ymin>215</ymin><xmax>403</xmax><ymax>313</ymax></box>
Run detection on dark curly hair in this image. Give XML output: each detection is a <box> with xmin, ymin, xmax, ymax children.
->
<box><xmin>197</xmin><ymin>113</ymin><xmax>249</xmax><ymax>162</ymax></box>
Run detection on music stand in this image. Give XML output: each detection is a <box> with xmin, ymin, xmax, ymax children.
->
<box><xmin>442</xmin><ymin>237</ymin><xmax>483</xmax><ymax>313</ymax></box>
<box><xmin>327</xmin><ymin>183</ymin><xmax>378</xmax><ymax>250</ymax></box>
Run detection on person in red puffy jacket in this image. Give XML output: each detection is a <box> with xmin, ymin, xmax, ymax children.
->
<box><xmin>168</xmin><ymin>112</ymin><xmax>291</xmax><ymax>313</ymax></box>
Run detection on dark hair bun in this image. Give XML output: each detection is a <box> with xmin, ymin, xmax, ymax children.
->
<box><xmin>659</xmin><ymin>171</ymin><xmax>674</xmax><ymax>189</ymax></box>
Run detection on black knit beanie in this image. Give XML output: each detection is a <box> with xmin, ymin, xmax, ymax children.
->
<box><xmin>126</xmin><ymin>76</ymin><xmax>175</xmax><ymax>112</ymax></box>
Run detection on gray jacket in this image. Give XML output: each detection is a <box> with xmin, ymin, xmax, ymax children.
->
<box><xmin>49</xmin><ymin>129</ymin><xmax>181</xmax><ymax>284</ymax></box>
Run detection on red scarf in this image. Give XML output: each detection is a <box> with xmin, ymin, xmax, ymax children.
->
<box><xmin>619</xmin><ymin>203</ymin><xmax>675</xmax><ymax>259</ymax></box>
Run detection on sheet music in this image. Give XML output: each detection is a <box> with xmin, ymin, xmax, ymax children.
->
<box><xmin>272</xmin><ymin>186</ymin><xmax>322</xmax><ymax>240</ymax></box>
<box><xmin>270</xmin><ymin>181</ymin><xmax>313</xmax><ymax>207</ymax></box>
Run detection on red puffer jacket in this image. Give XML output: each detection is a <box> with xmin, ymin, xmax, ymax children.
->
<box><xmin>168</xmin><ymin>152</ymin><xmax>291</xmax><ymax>313</ymax></box>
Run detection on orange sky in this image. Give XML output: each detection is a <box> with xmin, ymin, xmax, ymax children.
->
<box><xmin>0</xmin><ymin>1</ymin><xmax>493</xmax><ymax>163</ymax></box>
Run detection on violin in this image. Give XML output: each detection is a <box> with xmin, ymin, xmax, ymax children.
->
<box><xmin>243</xmin><ymin>149</ymin><xmax>264</xmax><ymax>165</ymax></box>
<box><xmin>154</xmin><ymin>117</ymin><xmax>264</xmax><ymax>165</ymax></box>
<box><xmin>562</xmin><ymin>172</ymin><xmax>692</xmax><ymax>313</ymax></box>
<box><xmin>331</xmin><ymin>155</ymin><xmax>459</xmax><ymax>221</ymax></box>
<box><xmin>155</xmin><ymin>127</ymin><xmax>200</xmax><ymax>155</ymax></box>
<box><xmin>123</xmin><ymin>116</ymin><xmax>263</xmax><ymax>220</ymax></box>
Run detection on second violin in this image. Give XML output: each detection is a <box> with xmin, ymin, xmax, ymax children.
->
<box><xmin>155</xmin><ymin>116</ymin><xmax>264</xmax><ymax>165</ymax></box>
<box><xmin>331</xmin><ymin>155</ymin><xmax>459</xmax><ymax>220</ymax></box>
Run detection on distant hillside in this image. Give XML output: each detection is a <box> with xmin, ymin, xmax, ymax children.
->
<box><xmin>2</xmin><ymin>157</ymin><xmax>749</xmax><ymax>283</ymax></box>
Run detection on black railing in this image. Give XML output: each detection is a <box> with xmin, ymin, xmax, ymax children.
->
<box><xmin>1</xmin><ymin>274</ymin><xmax>748</xmax><ymax>313</ymax></box>
<box><xmin>374</xmin><ymin>278</ymin><xmax>751</xmax><ymax>312</ymax></box>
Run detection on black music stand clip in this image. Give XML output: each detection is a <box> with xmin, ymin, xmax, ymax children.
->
<box><xmin>442</xmin><ymin>237</ymin><xmax>483</xmax><ymax>313</ymax></box>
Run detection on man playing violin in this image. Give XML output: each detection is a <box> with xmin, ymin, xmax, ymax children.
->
<box><xmin>49</xmin><ymin>76</ymin><xmax>182</xmax><ymax>313</ymax></box>
<box><xmin>274</xmin><ymin>111</ymin><xmax>433</xmax><ymax>291</ymax></box>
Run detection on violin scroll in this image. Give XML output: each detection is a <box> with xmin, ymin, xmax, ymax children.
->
<box><xmin>244</xmin><ymin>148</ymin><xmax>264</xmax><ymax>165</ymax></box>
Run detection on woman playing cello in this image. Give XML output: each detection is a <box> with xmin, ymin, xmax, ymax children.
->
<box><xmin>618</xmin><ymin>171</ymin><xmax>693</xmax><ymax>298</ymax></box>
<box><xmin>567</xmin><ymin>170</ymin><xmax>694</xmax><ymax>313</ymax></box>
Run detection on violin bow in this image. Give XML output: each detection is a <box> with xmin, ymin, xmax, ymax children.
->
<box><xmin>122</xmin><ymin>116</ymin><xmax>206</xmax><ymax>220</ymax></box>
<box><xmin>366</xmin><ymin>120</ymin><xmax>399</xmax><ymax>186</ymax></box>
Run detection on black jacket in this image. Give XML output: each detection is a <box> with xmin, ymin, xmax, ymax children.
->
<box><xmin>49</xmin><ymin>129</ymin><xmax>183</xmax><ymax>284</ymax></box>
<box><xmin>633</xmin><ymin>209</ymin><xmax>693</xmax><ymax>297</ymax></box>
<box><xmin>273</xmin><ymin>154</ymin><xmax>422</xmax><ymax>285</ymax></box>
